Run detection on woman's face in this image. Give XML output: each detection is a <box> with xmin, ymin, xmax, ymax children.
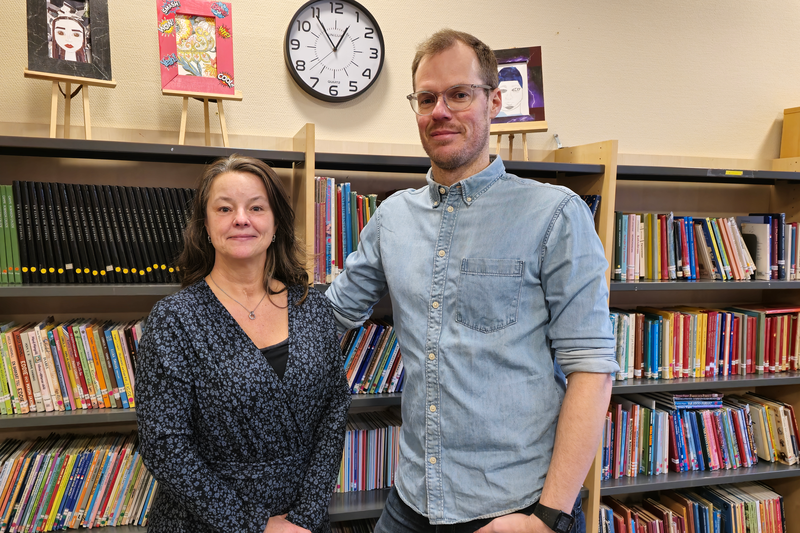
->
<box><xmin>54</xmin><ymin>18</ymin><xmax>84</xmax><ymax>54</ymax></box>
<box><xmin>499</xmin><ymin>80</ymin><xmax>523</xmax><ymax>110</ymax></box>
<box><xmin>205</xmin><ymin>171</ymin><xmax>276</xmax><ymax>264</ymax></box>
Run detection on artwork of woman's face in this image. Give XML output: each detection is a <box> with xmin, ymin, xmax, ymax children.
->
<box><xmin>499</xmin><ymin>80</ymin><xmax>523</xmax><ymax>111</ymax></box>
<box><xmin>54</xmin><ymin>18</ymin><xmax>84</xmax><ymax>56</ymax></box>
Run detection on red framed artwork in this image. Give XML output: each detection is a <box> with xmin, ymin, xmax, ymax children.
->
<box><xmin>157</xmin><ymin>0</ymin><xmax>234</xmax><ymax>95</ymax></box>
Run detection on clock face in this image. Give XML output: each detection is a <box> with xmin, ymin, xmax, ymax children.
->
<box><xmin>285</xmin><ymin>0</ymin><xmax>385</xmax><ymax>102</ymax></box>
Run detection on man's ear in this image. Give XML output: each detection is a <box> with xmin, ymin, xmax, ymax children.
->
<box><xmin>488</xmin><ymin>87</ymin><xmax>502</xmax><ymax>119</ymax></box>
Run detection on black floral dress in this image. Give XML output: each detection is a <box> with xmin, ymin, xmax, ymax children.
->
<box><xmin>136</xmin><ymin>281</ymin><xmax>350</xmax><ymax>533</ymax></box>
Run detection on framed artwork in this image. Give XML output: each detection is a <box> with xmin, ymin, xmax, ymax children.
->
<box><xmin>157</xmin><ymin>0</ymin><xmax>235</xmax><ymax>95</ymax></box>
<box><xmin>27</xmin><ymin>0</ymin><xmax>113</xmax><ymax>81</ymax></box>
<box><xmin>492</xmin><ymin>46</ymin><xmax>545</xmax><ymax>125</ymax></box>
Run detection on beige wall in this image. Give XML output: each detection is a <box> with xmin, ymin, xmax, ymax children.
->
<box><xmin>3</xmin><ymin>1</ymin><xmax>800</xmax><ymax>161</ymax></box>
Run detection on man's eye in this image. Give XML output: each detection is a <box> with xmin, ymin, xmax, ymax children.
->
<box><xmin>418</xmin><ymin>94</ymin><xmax>435</xmax><ymax>106</ymax></box>
<box><xmin>450</xmin><ymin>91</ymin><xmax>469</xmax><ymax>101</ymax></box>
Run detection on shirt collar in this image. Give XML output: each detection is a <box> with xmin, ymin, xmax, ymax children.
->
<box><xmin>426</xmin><ymin>155</ymin><xmax>506</xmax><ymax>208</ymax></box>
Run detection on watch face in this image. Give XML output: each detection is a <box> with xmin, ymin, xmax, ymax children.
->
<box><xmin>284</xmin><ymin>0</ymin><xmax>385</xmax><ymax>102</ymax></box>
<box><xmin>555</xmin><ymin>515</ymin><xmax>574</xmax><ymax>533</ymax></box>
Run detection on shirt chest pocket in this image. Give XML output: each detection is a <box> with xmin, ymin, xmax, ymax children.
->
<box><xmin>456</xmin><ymin>258</ymin><xmax>524</xmax><ymax>333</ymax></box>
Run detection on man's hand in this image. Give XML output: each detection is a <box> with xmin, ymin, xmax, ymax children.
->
<box><xmin>475</xmin><ymin>512</ymin><xmax>552</xmax><ymax>533</ymax></box>
<box><xmin>264</xmin><ymin>514</ymin><xmax>312</xmax><ymax>533</ymax></box>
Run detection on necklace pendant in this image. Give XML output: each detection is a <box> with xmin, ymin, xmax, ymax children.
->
<box><xmin>249</xmin><ymin>311</ymin><xmax>256</xmax><ymax>320</ymax></box>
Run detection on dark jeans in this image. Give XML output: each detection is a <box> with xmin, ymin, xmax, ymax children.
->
<box><xmin>374</xmin><ymin>487</ymin><xmax>586</xmax><ymax>533</ymax></box>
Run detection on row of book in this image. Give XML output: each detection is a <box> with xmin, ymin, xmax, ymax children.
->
<box><xmin>314</xmin><ymin>177</ymin><xmax>378</xmax><ymax>284</ymax></box>
<box><xmin>599</xmin><ymin>483</ymin><xmax>785</xmax><ymax>533</ymax></box>
<box><xmin>332</xmin><ymin>519</ymin><xmax>378</xmax><ymax>533</ymax></box>
<box><xmin>0</xmin><ymin>432</ymin><xmax>158</xmax><ymax>532</ymax></box>
<box><xmin>609</xmin><ymin>304</ymin><xmax>800</xmax><ymax>381</ymax></box>
<box><xmin>614</xmin><ymin>212</ymin><xmax>793</xmax><ymax>282</ymax></box>
<box><xmin>603</xmin><ymin>392</ymin><xmax>798</xmax><ymax>482</ymax></box>
<box><xmin>341</xmin><ymin>320</ymin><xmax>405</xmax><ymax>395</ymax></box>
<box><xmin>0</xmin><ymin>319</ymin><xmax>143</xmax><ymax>416</ymax></box>
<box><xmin>335</xmin><ymin>409</ymin><xmax>401</xmax><ymax>493</ymax></box>
<box><xmin>0</xmin><ymin>181</ymin><xmax>194</xmax><ymax>286</ymax></box>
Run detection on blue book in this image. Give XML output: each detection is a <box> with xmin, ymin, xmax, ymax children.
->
<box><xmin>103</xmin><ymin>326</ymin><xmax>130</xmax><ymax>409</ymax></box>
<box><xmin>620</xmin><ymin>214</ymin><xmax>628</xmax><ymax>281</ymax></box>
<box><xmin>688</xmin><ymin>410</ymin><xmax>705</xmax><ymax>471</ymax></box>
<box><xmin>45</xmin><ymin>328</ymin><xmax>71</xmax><ymax>411</ymax></box>
<box><xmin>698</xmin><ymin>218</ymin><xmax>726</xmax><ymax>280</ymax></box>
<box><xmin>686</xmin><ymin>216</ymin><xmax>698</xmax><ymax>280</ymax></box>
<box><xmin>342</xmin><ymin>327</ymin><xmax>366</xmax><ymax>370</ymax></box>
<box><xmin>58</xmin><ymin>450</ymin><xmax>91</xmax><ymax>529</ymax></box>
<box><xmin>642</xmin><ymin>318</ymin><xmax>652</xmax><ymax>378</ymax></box>
<box><xmin>138</xmin><ymin>477</ymin><xmax>158</xmax><ymax>525</ymax></box>
<box><xmin>351</xmin><ymin>325</ymin><xmax>385</xmax><ymax>392</ymax></box>
<box><xmin>342</xmin><ymin>183</ymin><xmax>351</xmax><ymax>258</ymax></box>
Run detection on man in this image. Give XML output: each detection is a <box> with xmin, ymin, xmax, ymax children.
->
<box><xmin>326</xmin><ymin>29</ymin><xmax>619</xmax><ymax>533</ymax></box>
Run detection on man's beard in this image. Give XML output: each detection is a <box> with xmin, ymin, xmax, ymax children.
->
<box><xmin>422</xmin><ymin>119</ymin><xmax>491</xmax><ymax>171</ymax></box>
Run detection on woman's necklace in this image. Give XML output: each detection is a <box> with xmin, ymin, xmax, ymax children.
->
<box><xmin>209</xmin><ymin>274</ymin><xmax>268</xmax><ymax>320</ymax></box>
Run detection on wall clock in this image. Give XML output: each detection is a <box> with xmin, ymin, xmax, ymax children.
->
<box><xmin>284</xmin><ymin>0</ymin><xmax>384</xmax><ymax>102</ymax></box>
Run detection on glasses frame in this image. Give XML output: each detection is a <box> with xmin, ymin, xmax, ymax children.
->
<box><xmin>406</xmin><ymin>84</ymin><xmax>494</xmax><ymax>116</ymax></box>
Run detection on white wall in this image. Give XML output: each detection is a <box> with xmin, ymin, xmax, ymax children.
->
<box><xmin>3</xmin><ymin>1</ymin><xmax>800</xmax><ymax>160</ymax></box>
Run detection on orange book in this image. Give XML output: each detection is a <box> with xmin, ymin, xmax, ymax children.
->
<box><xmin>718</xmin><ymin>217</ymin><xmax>744</xmax><ymax>280</ymax></box>
<box><xmin>3</xmin><ymin>325</ymin><xmax>32</xmax><ymax>414</ymax></box>
<box><xmin>86</xmin><ymin>323</ymin><xmax>111</xmax><ymax>408</ymax></box>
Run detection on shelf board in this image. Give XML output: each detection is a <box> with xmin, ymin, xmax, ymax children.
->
<box><xmin>0</xmin><ymin>408</ymin><xmax>137</xmax><ymax>428</ymax></box>
<box><xmin>314</xmin><ymin>152</ymin><xmax>604</xmax><ymax>178</ymax></box>
<box><xmin>64</xmin><ymin>526</ymin><xmax>143</xmax><ymax>533</ymax></box>
<box><xmin>0</xmin><ymin>284</ymin><xmax>181</xmax><ymax>297</ymax></box>
<box><xmin>0</xmin><ymin>136</ymin><xmax>304</xmax><ymax>167</ymax></box>
<box><xmin>350</xmin><ymin>393</ymin><xmax>402</xmax><ymax>408</ymax></box>
<box><xmin>617</xmin><ymin>165</ymin><xmax>800</xmax><ymax>184</ymax></box>
<box><xmin>600</xmin><ymin>461</ymin><xmax>800</xmax><ymax>495</ymax></box>
<box><xmin>611</xmin><ymin>371</ymin><xmax>800</xmax><ymax>394</ymax></box>
<box><xmin>611</xmin><ymin>279</ymin><xmax>800</xmax><ymax>291</ymax></box>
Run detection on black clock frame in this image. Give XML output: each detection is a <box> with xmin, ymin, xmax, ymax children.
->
<box><xmin>284</xmin><ymin>0</ymin><xmax>385</xmax><ymax>103</ymax></box>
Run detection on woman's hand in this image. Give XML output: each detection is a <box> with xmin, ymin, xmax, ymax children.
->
<box><xmin>264</xmin><ymin>514</ymin><xmax>312</xmax><ymax>533</ymax></box>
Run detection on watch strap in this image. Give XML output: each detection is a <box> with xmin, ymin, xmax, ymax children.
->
<box><xmin>532</xmin><ymin>502</ymin><xmax>575</xmax><ymax>533</ymax></box>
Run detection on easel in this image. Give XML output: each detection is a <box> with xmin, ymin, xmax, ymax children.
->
<box><xmin>162</xmin><ymin>89</ymin><xmax>243</xmax><ymax>147</ymax></box>
<box><xmin>23</xmin><ymin>69</ymin><xmax>116</xmax><ymax>140</ymax></box>
<box><xmin>491</xmin><ymin>121</ymin><xmax>549</xmax><ymax>161</ymax></box>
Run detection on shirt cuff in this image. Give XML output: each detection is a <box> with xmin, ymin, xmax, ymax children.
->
<box><xmin>556</xmin><ymin>348</ymin><xmax>620</xmax><ymax>376</ymax></box>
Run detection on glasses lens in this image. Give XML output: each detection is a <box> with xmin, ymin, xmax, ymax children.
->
<box><xmin>412</xmin><ymin>91</ymin><xmax>437</xmax><ymax>114</ymax></box>
<box><xmin>444</xmin><ymin>85</ymin><xmax>473</xmax><ymax>111</ymax></box>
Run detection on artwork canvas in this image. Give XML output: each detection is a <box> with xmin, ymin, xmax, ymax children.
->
<box><xmin>27</xmin><ymin>0</ymin><xmax>113</xmax><ymax>80</ymax></box>
<box><xmin>157</xmin><ymin>0</ymin><xmax>235</xmax><ymax>95</ymax></box>
<box><xmin>492</xmin><ymin>46</ymin><xmax>545</xmax><ymax>124</ymax></box>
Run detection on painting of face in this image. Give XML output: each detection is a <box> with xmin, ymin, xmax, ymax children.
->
<box><xmin>496</xmin><ymin>65</ymin><xmax>529</xmax><ymax>118</ymax></box>
<box><xmin>47</xmin><ymin>1</ymin><xmax>91</xmax><ymax>63</ymax></box>
<box><xmin>53</xmin><ymin>17</ymin><xmax>85</xmax><ymax>60</ymax></box>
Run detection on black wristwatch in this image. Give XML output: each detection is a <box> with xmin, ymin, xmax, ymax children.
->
<box><xmin>532</xmin><ymin>502</ymin><xmax>575</xmax><ymax>533</ymax></box>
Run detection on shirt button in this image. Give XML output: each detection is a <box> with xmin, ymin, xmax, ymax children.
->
<box><xmin>429</xmin><ymin>353</ymin><xmax>435</xmax><ymax>360</ymax></box>
<box><xmin>429</xmin><ymin>457</ymin><xmax>437</xmax><ymax>464</ymax></box>
<box><xmin>434</xmin><ymin>202</ymin><xmax>439</xmax><ymax>206</ymax></box>
<box><xmin>439</xmin><ymin>187</ymin><xmax>446</xmax><ymax>194</ymax></box>
<box><xmin>430</xmin><ymin>404</ymin><xmax>437</xmax><ymax>412</ymax></box>
<box><xmin>438</xmin><ymin>250</ymin><xmax>446</xmax><ymax>257</ymax></box>
<box><xmin>467</xmin><ymin>197</ymin><xmax>472</xmax><ymax>202</ymax></box>
<box><xmin>447</xmin><ymin>206</ymin><xmax>454</xmax><ymax>213</ymax></box>
<box><xmin>432</xmin><ymin>301</ymin><xmax>439</xmax><ymax>309</ymax></box>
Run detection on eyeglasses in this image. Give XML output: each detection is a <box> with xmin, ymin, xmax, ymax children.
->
<box><xmin>406</xmin><ymin>84</ymin><xmax>493</xmax><ymax>115</ymax></box>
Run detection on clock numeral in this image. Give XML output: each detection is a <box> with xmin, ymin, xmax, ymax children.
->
<box><xmin>291</xmin><ymin>39</ymin><xmax>300</xmax><ymax>50</ymax></box>
<box><xmin>296</xmin><ymin>19</ymin><xmax>312</xmax><ymax>32</ymax></box>
<box><xmin>370</xmin><ymin>48</ymin><xmax>378</xmax><ymax>59</ymax></box>
<box><xmin>310</xmin><ymin>77</ymin><xmax>320</xmax><ymax>88</ymax></box>
<box><xmin>309</xmin><ymin>6</ymin><xmax>320</xmax><ymax>17</ymax></box>
<box><xmin>329</xmin><ymin>1</ymin><xmax>343</xmax><ymax>14</ymax></box>
<box><xmin>329</xmin><ymin>85</ymin><xmax>339</xmax><ymax>96</ymax></box>
<box><xmin>355</xmin><ymin>11</ymin><xmax>360</xmax><ymax>22</ymax></box>
<box><xmin>364</xmin><ymin>27</ymin><xmax>374</xmax><ymax>39</ymax></box>
<box><xmin>295</xmin><ymin>60</ymin><xmax>306</xmax><ymax>71</ymax></box>
<box><xmin>349</xmin><ymin>81</ymin><xmax>358</xmax><ymax>92</ymax></box>
<box><xmin>362</xmin><ymin>68</ymin><xmax>372</xmax><ymax>79</ymax></box>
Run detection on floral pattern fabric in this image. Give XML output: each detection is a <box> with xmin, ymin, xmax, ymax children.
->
<box><xmin>137</xmin><ymin>281</ymin><xmax>350</xmax><ymax>533</ymax></box>
<box><xmin>175</xmin><ymin>15</ymin><xmax>217</xmax><ymax>77</ymax></box>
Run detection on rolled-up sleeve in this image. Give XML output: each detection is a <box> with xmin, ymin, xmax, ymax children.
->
<box><xmin>540</xmin><ymin>195</ymin><xmax>619</xmax><ymax>376</ymax></box>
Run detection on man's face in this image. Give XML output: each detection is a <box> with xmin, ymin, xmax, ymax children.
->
<box><xmin>413</xmin><ymin>42</ymin><xmax>501</xmax><ymax>172</ymax></box>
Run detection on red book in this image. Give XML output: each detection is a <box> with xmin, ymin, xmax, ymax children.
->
<box><xmin>611</xmin><ymin>401</ymin><xmax>623</xmax><ymax>479</ymax></box>
<box><xmin>12</xmin><ymin>326</ymin><xmax>36</xmax><ymax>412</ymax></box>
<box><xmin>668</xmin><ymin>412</ymin><xmax>680</xmax><ymax>473</ymax></box>
<box><xmin>356</xmin><ymin>194</ymin><xmax>364</xmax><ymax>236</ymax></box>
<box><xmin>679</xmin><ymin>218</ymin><xmax>691</xmax><ymax>279</ymax></box>
<box><xmin>747</xmin><ymin>316</ymin><xmax>757</xmax><ymax>374</ymax></box>
<box><xmin>731</xmin><ymin>316</ymin><xmax>740</xmax><ymax>375</ymax></box>
<box><xmin>634</xmin><ymin>313</ymin><xmax>645</xmax><ymax>378</ymax></box>
<box><xmin>682</xmin><ymin>314</ymin><xmax>690</xmax><ymax>377</ymax></box>
<box><xmin>766</xmin><ymin>316</ymin><xmax>775</xmax><ymax>373</ymax></box>
<box><xmin>65</xmin><ymin>324</ymin><xmax>91</xmax><ymax>409</ymax></box>
<box><xmin>659</xmin><ymin>214</ymin><xmax>669</xmax><ymax>280</ymax></box>
<box><xmin>791</xmin><ymin>315</ymin><xmax>798</xmax><ymax>372</ymax></box>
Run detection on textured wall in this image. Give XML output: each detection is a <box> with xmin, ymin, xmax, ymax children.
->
<box><xmin>2</xmin><ymin>1</ymin><xmax>800</xmax><ymax>159</ymax></box>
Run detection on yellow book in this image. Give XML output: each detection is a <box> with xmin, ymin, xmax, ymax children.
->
<box><xmin>57</xmin><ymin>324</ymin><xmax>84</xmax><ymax>410</ymax></box>
<box><xmin>705</xmin><ymin>217</ymin><xmax>729</xmax><ymax>281</ymax></box>
<box><xmin>111</xmin><ymin>327</ymin><xmax>135</xmax><ymax>408</ymax></box>
<box><xmin>85</xmin><ymin>322</ymin><xmax>111</xmax><ymax>408</ymax></box>
<box><xmin>46</xmin><ymin>452</ymin><xmax>77</xmax><ymax>530</ymax></box>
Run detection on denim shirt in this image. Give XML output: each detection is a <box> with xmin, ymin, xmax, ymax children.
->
<box><xmin>326</xmin><ymin>156</ymin><xmax>619</xmax><ymax>524</ymax></box>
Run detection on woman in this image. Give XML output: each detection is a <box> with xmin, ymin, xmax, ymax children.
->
<box><xmin>51</xmin><ymin>14</ymin><xmax>89</xmax><ymax>63</ymax></box>
<box><xmin>137</xmin><ymin>155</ymin><xmax>350</xmax><ymax>533</ymax></box>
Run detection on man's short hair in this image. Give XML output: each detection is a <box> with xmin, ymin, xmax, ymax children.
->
<box><xmin>411</xmin><ymin>29</ymin><xmax>498</xmax><ymax>90</ymax></box>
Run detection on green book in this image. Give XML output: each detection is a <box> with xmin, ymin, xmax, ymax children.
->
<box><xmin>0</xmin><ymin>187</ymin><xmax>8</xmax><ymax>285</ymax></box>
<box><xmin>368</xmin><ymin>194</ymin><xmax>378</xmax><ymax>218</ymax></box>
<box><xmin>5</xmin><ymin>186</ymin><xmax>21</xmax><ymax>284</ymax></box>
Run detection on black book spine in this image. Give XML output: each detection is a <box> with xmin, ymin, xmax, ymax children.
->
<box><xmin>70</xmin><ymin>183</ymin><xmax>101</xmax><ymax>282</ymax></box>
<box><xmin>43</xmin><ymin>183</ymin><xmax>69</xmax><ymax>283</ymax></box>
<box><xmin>143</xmin><ymin>188</ymin><xmax>170</xmax><ymax>280</ymax></box>
<box><xmin>28</xmin><ymin>181</ymin><xmax>48</xmax><ymax>283</ymax></box>
<box><xmin>123</xmin><ymin>322</ymin><xmax>137</xmax><ymax>378</ymax></box>
<box><xmin>102</xmin><ymin>186</ymin><xmax>133</xmax><ymax>284</ymax></box>
<box><xmin>155</xmin><ymin>188</ymin><xmax>180</xmax><ymax>281</ymax></box>
<box><xmin>137</xmin><ymin>187</ymin><xmax>167</xmax><ymax>279</ymax></box>
<box><xmin>130</xmin><ymin>187</ymin><xmax>163</xmax><ymax>283</ymax></box>
<box><xmin>112</xmin><ymin>186</ymin><xmax>143</xmax><ymax>282</ymax></box>
<box><xmin>50</xmin><ymin>183</ymin><xmax>77</xmax><ymax>283</ymax></box>
<box><xmin>63</xmin><ymin>184</ymin><xmax>92</xmax><ymax>284</ymax></box>
<box><xmin>36</xmin><ymin>182</ymin><xmax>60</xmax><ymax>282</ymax></box>
<box><xmin>91</xmin><ymin>185</ymin><xmax>122</xmax><ymax>284</ymax></box>
<box><xmin>122</xmin><ymin>187</ymin><xmax>156</xmax><ymax>283</ymax></box>
<box><xmin>167</xmin><ymin>188</ymin><xmax>189</xmax><ymax>274</ymax></box>
<box><xmin>81</xmin><ymin>184</ymin><xmax>114</xmax><ymax>283</ymax></box>
<box><xmin>56</xmin><ymin>183</ymin><xmax>84</xmax><ymax>284</ymax></box>
<box><xmin>12</xmin><ymin>181</ymin><xmax>32</xmax><ymax>284</ymax></box>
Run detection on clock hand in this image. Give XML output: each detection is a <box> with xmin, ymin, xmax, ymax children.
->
<box><xmin>333</xmin><ymin>25</ymin><xmax>350</xmax><ymax>52</ymax></box>
<box><xmin>315</xmin><ymin>15</ymin><xmax>337</xmax><ymax>50</ymax></box>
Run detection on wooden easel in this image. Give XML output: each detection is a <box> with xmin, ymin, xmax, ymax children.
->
<box><xmin>24</xmin><ymin>69</ymin><xmax>117</xmax><ymax>140</ymax></box>
<box><xmin>162</xmin><ymin>89</ymin><xmax>243</xmax><ymax>147</ymax></box>
<box><xmin>491</xmin><ymin>121</ymin><xmax>549</xmax><ymax>161</ymax></box>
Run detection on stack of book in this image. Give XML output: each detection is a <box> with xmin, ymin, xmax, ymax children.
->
<box><xmin>336</xmin><ymin>408</ymin><xmax>402</xmax><ymax>493</ymax></box>
<box><xmin>341</xmin><ymin>320</ymin><xmax>404</xmax><ymax>395</ymax></box>
<box><xmin>599</xmin><ymin>483</ymin><xmax>786</xmax><ymax>533</ymax></box>
<box><xmin>2</xmin><ymin>181</ymin><xmax>194</xmax><ymax>286</ymax></box>
<box><xmin>314</xmin><ymin>177</ymin><xmax>378</xmax><ymax>284</ymax></box>
<box><xmin>609</xmin><ymin>304</ymin><xmax>800</xmax><ymax>381</ymax></box>
<box><xmin>0</xmin><ymin>432</ymin><xmax>158</xmax><ymax>531</ymax></box>
<box><xmin>613</xmin><ymin>212</ymin><xmax>794</xmax><ymax>282</ymax></box>
<box><xmin>602</xmin><ymin>392</ymin><xmax>798</xmax><ymax>481</ymax></box>
<box><xmin>0</xmin><ymin>319</ymin><xmax>143</xmax><ymax>415</ymax></box>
